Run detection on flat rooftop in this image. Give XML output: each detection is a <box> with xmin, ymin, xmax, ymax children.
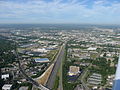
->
<box><xmin>34</xmin><ymin>58</ymin><xmax>49</xmax><ymax>62</ymax></box>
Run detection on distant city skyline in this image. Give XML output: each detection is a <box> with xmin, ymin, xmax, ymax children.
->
<box><xmin>0</xmin><ymin>0</ymin><xmax>120</xmax><ymax>24</ymax></box>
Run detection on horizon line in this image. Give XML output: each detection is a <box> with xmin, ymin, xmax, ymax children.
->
<box><xmin>0</xmin><ymin>23</ymin><xmax>120</xmax><ymax>26</ymax></box>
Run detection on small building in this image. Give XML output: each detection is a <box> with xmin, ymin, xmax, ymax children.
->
<box><xmin>19</xmin><ymin>86</ymin><xmax>29</xmax><ymax>90</ymax></box>
<box><xmin>34</xmin><ymin>58</ymin><xmax>49</xmax><ymax>63</ymax></box>
<box><xmin>32</xmin><ymin>48</ymin><xmax>48</xmax><ymax>53</ymax></box>
<box><xmin>107</xmin><ymin>75</ymin><xmax>114</xmax><ymax>86</ymax></box>
<box><xmin>87</xmin><ymin>47</ymin><xmax>97</xmax><ymax>51</ymax></box>
<box><xmin>2</xmin><ymin>84</ymin><xmax>12</xmax><ymax>90</ymax></box>
<box><xmin>2</xmin><ymin>74</ymin><xmax>9</xmax><ymax>80</ymax></box>
<box><xmin>68</xmin><ymin>66</ymin><xmax>80</xmax><ymax>76</ymax></box>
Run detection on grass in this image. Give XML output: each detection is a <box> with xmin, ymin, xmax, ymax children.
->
<box><xmin>36</xmin><ymin>64</ymin><xmax>54</xmax><ymax>85</ymax></box>
<box><xmin>52</xmin><ymin>75</ymin><xmax>60</xmax><ymax>90</ymax></box>
<box><xmin>62</xmin><ymin>45</ymin><xmax>78</xmax><ymax>90</ymax></box>
<box><xmin>52</xmin><ymin>46</ymin><xmax>65</xmax><ymax>90</ymax></box>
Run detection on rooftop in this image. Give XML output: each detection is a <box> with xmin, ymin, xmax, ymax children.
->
<box><xmin>2</xmin><ymin>84</ymin><xmax>12</xmax><ymax>90</ymax></box>
<box><xmin>68</xmin><ymin>66</ymin><xmax>80</xmax><ymax>76</ymax></box>
<box><xmin>34</xmin><ymin>58</ymin><xmax>49</xmax><ymax>63</ymax></box>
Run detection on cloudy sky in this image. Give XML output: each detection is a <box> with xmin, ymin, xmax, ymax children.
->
<box><xmin>0</xmin><ymin>0</ymin><xmax>120</xmax><ymax>24</ymax></box>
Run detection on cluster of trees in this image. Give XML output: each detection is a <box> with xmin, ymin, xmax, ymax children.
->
<box><xmin>89</xmin><ymin>57</ymin><xmax>117</xmax><ymax>85</ymax></box>
<box><xmin>0</xmin><ymin>37</ymin><xmax>17</xmax><ymax>89</ymax></box>
<box><xmin>0</xmin><ymin>37</ymin><xmax>16</xmax><ymax>68</ymax></box>
<box><xmin>68</xmin><ymin>45</ymin><xmax>87</xmax><ymax>49</ymax></box>
<box><xmin>62</xmin><ymin>45</ymin><xmax>78</xmax><ymax>90</ymax></box>
<box><xmin>68</xmin><ymin>40</ymin><xmax>94</xmax><ymax>45</ymax></box>
<box><xmin>12</xmin><ymin>82</ymin><xmax>32</xmax><ymax>90</ymax></box>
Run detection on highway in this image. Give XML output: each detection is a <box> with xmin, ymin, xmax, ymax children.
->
<box><xmin>18</xmin><ymin>61</ymin><xmax>49</xmax><ymax>90</ymax></box>
<box><xmin>46</xmin><ymin>43</ymin><xmax>65</xmax><ymax>89</ymax></box>
<box><xmin>58</xmin><ymin>59</ymin><xmax>63</xmax><ymax>90</ymax></box>
<box><xmin>15</xmin><ymin>50</ymin><xmax>49</xmax><ymax>90</ymax></box>
<box><xmin>15</xmin><ymin>42</ymin><xmax>66</xmax><ymax>90</ymax></box>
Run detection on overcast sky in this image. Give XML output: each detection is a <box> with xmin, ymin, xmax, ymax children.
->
<box><xmin>0</xmin><ymin>0</ymin><xmax>120</xmax><ymax>24</ymax></box>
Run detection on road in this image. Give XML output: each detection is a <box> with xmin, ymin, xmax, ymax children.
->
<box><xmin>46</xmin><ymin>43</ymin><xmax>65</xmax><ymax>89</ymax></box>
<box><xmin>15</xmin><ymin>50</ymin><xmax>49</xmax><ymax>90</ymax></box>
<box><xmin>18</xmin><ymin>60</ymin><xmax>49</xmax><ymax>90</ymax></box>
<box><xmin>58</xmin><ymin>57</ymin><xmax>63</xmax><ymax>90</ymax></box>
<box><xmin>81</xmin><ymin>70</ymin><xmax>90</xmax><ymax>90</ymax></box>
<box><xmin>80</xmin><ymin>64</ymin><xmax>92</xmax><ymax>90</ymax></box>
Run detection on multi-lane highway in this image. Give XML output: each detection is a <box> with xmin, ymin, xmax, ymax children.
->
<box><xmin>46</xmin><ymin>43</ymin><xmax>65</xmax><ymax>89</ymax></box>
<box><xmin>18</xmin><ymin>61</ymin><xmax>49</xmax><ymax>90</ymax></box>
<box><xmin>16</xmin><ymin>50</ymin><xmax>49</xmax><ymax>90</ymax></box>
<box><xmin>16</xmin><ymin>42</ymin><xmax>66</xmax><ymax>90</ymax></box>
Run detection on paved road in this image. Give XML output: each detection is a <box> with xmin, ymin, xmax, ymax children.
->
<box><xmin>80</xmin><ymin>64</ymin><xmax>92</xmax><ymax>90</ymax></box>
<box><xmin>46</xmin><ymin>44</ymin><xmax>65</xmax><ymax>89</ymax></box>
<box><xmin>81</xmin><ymin>70</ymin><xmax>90</xmax><ymax>90</ymax></box>
<box><xmin>58</xmin><ymin>59</ymin><xmax>63</xmax><ymax>90</ymax></box>
<box><xmin>18</xmin><ymin>60</ymin><xmax>49</xmax><ymax>90</ymax></box>
<box><xmin>15</xmin><ymin>50</ymin><xmax>49</xmax><ymax>90</ymax></box>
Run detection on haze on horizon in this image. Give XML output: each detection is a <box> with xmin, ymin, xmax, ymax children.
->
<box><xmin>0</xmin><ymin>0</ymin><xmax>120</xmax><ymax>24</ymax></box>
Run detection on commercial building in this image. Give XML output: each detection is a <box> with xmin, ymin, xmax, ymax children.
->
<box><xmin>2</xmin><ymin>74</ymin><xmax>9</xmax><ymax>80</ymax></box>
<box><xmin>34</xmin><ymin>58</ymin><xmax>50</xmax><ymax>63</ymax></box>
<box><xmin>87</xmin><ymin>73</ymin><xmax>102</xmax><ymax>85</ymax></box>
<box><xmin>87</xmin><ymin>47</ymin><xmax>97</xmax><ymax>51</ymax></box>
<box><xmin>68</xmin><ymin>66</ymin><xmax>80</xmax><ymax>76</ymax></box>
<box><xmin>2</xmin><ymin>84</ymin><xmax>12</xmax><ymax>90</ymax></box>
